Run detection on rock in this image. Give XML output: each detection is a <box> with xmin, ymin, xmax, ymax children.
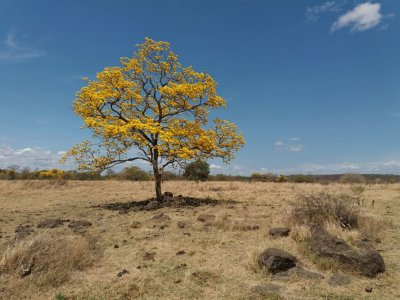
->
<box><xmin>176</xmin><ymin>250</ymin><xmax>186</xmax><ymax>255</ymax></box>
<box><xmin>258</xmin><ymin>248</ymin><xmax>297</xmax><ymax>274</ymax></box>
<box><xmin>328</xmin><ymin>273</ymin><xmax>352</xmax><ymax>286</ymax></box>
<box><xmin>152</xmin><ymin>213</ymin><xmax>171</xmax><ymax>222</ymax></box>
<box><xmin>310</xmin><ymin>226</ymin><xmax>385</xmax><ymax>277</ymax></box>
<box><xmin>365</xmin><ymin>287</ymin><xmax>373</xmax><ymax>293</ymax></box>
<box><xmin>197</xmin><ymin>214</ymin><xmax>216</xmax><ymax>222</ymax></box>
<box><xmin>114</xmin><ymin>244</ymin><xmax>119</xmax><ymax>249</ymax></box>
<box><xmin>145</xmin><ymin>200</ymin><xmax>160</xmax><ymax>210</ymax></box>
<box><xmin>117</xmin><ymin>269</ymin><xmax>129</xmax><ymax>277</ymax></box>
<box><xmin>174</xmin><ymin>279</ymin><xmax>182</xmax><ymax>283</ymax></box>
<box><xmin>20</xmin><ymin>261</ymin><xmax>33</xmax><ymax>277</ymax></box>
<box><xmin>163</xmin><ymin>192</ymin><xmax>174</xmax><ymax>198</ymax></box>
<box><xmin>269</xmin><ymin>227</ymin><xmax>290</xmax><ymax>237</ymax></box>
<box><xmin>68</xmin><ymin>220</ymin><xmax>92</xmax><ymax>230</ymax></box>
<box><xmin>37</xmin><ymin>219</ymin><xmax>64</xmax><ymax>229</ymax></box>
<box><xmin>177</xmin><ymin>221</ymin><xmax>190</xmax><ymax>228</ymax></box>
<box><xmin>14</xmin><ymin>225</ymin><xmax>33</xmax><ymax>240</ymax></box>
<box><xmin>252</xmin><ymin>283</ymin><xmax>281</xmax><ymax>296</ymax></box>
<box><xmin>143</xmin><ymin>252</ymin><xmax>156</xmax><ymax>261</ymax></box>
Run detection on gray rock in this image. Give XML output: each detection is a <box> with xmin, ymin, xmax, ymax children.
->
<box><xmin>68</xmin><ymin>220</ymin><xmax>92</xmax><ymax>230</ymax></box>
<box><xmin>328</xmin><ymin>273</ymin><xmax>352</xmax><ymax>286</ymax></box>
<box><xmin>197</xmin><ymin>214</ymin><xmax>216</xmax><ymax>222</ymax></box>
<box><xmin>37</xmin><ymin>219</ymin><xmax>64</xmax><ymax>229</ymax></box>
<box><xmin>145</xmin><ymin>200</ymin><xmax>160</xmax><ymax>210</ymax></box>
<box><xmin>177</xmin><ymin>221</ymin><xmax>190</xmax><ymax>228</ymax></box>
<box><xmin>152</xmin><ymin>213</ymin><xmax>171</xmax><ymax>222</ymax></box>
<box><xmin>269</xmin><ymin>227</ymin><xmax>290</xmax><ymax>237</ymax></box>
<box><xmin>258</xmin><ymin>248</ymin><xmax>297</xmax><ymax>274</ymax></box>
<box><xmin>309</xmin><ymin>226</ymin><xmax>385</xmax><ymax>277</ymax></box>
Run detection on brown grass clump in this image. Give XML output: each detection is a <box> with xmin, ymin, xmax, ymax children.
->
<box><xmin>289</xmin><ymin>192</ymin><xmax>360</xmax><ymax>229</ymax></box>
<box><xmin>1</xmin><ymin>232</ymin><xmax>99</xmax><ymax>287</ymax></box>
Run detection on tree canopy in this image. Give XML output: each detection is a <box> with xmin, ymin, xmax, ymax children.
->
<box><xmin>61</xmin><ymin>38</ymin><xmax>244</xmax><ymax>200</ymax></box>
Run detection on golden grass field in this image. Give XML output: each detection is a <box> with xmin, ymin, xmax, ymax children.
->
<box><xmin>0</xmin><ymin>180</ymin><xmax>399</xmax><ymax>299</ymax></box>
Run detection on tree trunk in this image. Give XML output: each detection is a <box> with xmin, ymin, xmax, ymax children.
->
<box><xmin>153</xmin><ymin>167</ymin><xmax>163</xmax><ymax>202</ymax></box>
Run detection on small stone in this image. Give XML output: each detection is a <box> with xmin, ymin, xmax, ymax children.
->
<box><xmin>68</xmin><ymin>220</ymin><xmax>92</xmax><ymax>231</ymax></box>
<box><xmin>174</xmin><ymin>279</ymin><xmax>182</xmax><ymax>283</ymax></box>
<box><xmin>37</xmin><ymin>219</ymin><xmax>64</xmax><ymax>229</ymax></box>
<box><xmin>176</xmin><ymin>250</ymin><xmax>186</xmax><ymax>255</ymax></box>
<box><xmin>269</xmin><ymin>227</ymin><xmax>290</xmax><ymax>237</ymax></box>
<box><xmin>365</xmin><ymin>287</ymin><xmax>373</xmax><ymax>293</ymax></box>
<box><xmin>177</xmin><ymin>221</ymin><xmax>190</xmax><ymax>228</ymax></box>
<box><xmin>114</xmin><ymin>244</ymin><xmax>119</xmax><ymax>249</ymax></box>
<box><xmin>117</xmin><ymin>269</ymin><xmax>129</xmax><ymax>277</ymax></box>
<box><xmin>145</xmin><ymin>200</ymin><xmax>160</xmax><ymax>211</ymax></box>
<box><xmin>197</xmin><ymin>214</ymin><xmax>216</xmax><ymax>222</ymax></box>
<box><xmin>152</xmin><ymin>213</ymin><xmax>171</xmax><ymax>222</ymax></box>
<box><xmin>328</xmin><ymin>273</ymin><xmax>352</xmax><ymax>286</ymax></box>
<box><xmin>163</xmin><ymin>192</ymin><xmax>174</xmax><ymax>198</ymax></box>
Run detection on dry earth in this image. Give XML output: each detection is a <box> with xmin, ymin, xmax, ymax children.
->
<box><xmin>0</xmin><ymin>180</ymin><xmax>399</xmax><ymax>299</ymax></box>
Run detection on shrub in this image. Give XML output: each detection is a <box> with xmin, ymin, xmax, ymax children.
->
<box><xmin>1</xmin><ymin>233</ymin><xmax>99</xmax><ymax>287</ymax></box>
<box><xmin>289</xmin><ymin>192</ymin><xmax>360</xmax><ymax>229</ymax></box>
<box><xmin>183</xmin><ymin>159</ymin><xmax>210</xmax><ymax>181</ymax></box>
<box><xmin>339</xmin><ymin>173</ymin><xmax>366</xmax><ymax>184</ymax></box>
<box><xmin>118</xmin><ymin>166</ymin><xmax>151</xmax><ymax>181</ymax></box>
<box><xmin>290</xmin><ymin>174</ymin><xmax>315</xmax><ymax>183</ymax></box>
<box><xmin>275</xmin><ymin>174</ymin><xmax>288</xmax><ymax>183</ymax></box>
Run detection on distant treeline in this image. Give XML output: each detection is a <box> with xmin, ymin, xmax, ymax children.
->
<box><xmin>1</xmin><ymin>165</ymin><xmax>400</xmax><ymax>183</ymax></box>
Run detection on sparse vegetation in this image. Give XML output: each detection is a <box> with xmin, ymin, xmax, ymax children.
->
<box><xmin>0</xmin><ymin>181</ymin><xmax>398</xmax><ymax>299</ymax></box>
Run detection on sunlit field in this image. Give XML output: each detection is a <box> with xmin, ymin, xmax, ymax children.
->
<box><xmin>0</xmin><ymin>180</ymin><xmax>399</xmax><ymax>299</ymax></box>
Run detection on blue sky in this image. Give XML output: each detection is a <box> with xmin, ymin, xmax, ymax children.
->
<box><xmin>0</xmin><ymin>0</ymin><xmax>399</xmax><ymax>175</ymax></box>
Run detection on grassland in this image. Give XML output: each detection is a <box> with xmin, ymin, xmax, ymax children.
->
<box><xmin>0</xmin><ymin>180</ymin><xmax>399</xmax><ymax>299</ymax></box>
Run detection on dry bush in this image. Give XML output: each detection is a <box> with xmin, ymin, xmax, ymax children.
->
<box><xmin>289</xmin><ymin>192</ymin><xmax>360</xmax><ymax>229</ymax></box>
<box><xmin>1</xmin><ymin>232</ymin><xmax>99</xmax><ymax>287</ymax></box>
<box><xmin>339</xmin><ymin>173</ymin><xmax>366</xmax><ymax>184</ymax></box>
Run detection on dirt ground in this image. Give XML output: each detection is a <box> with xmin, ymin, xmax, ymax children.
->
<box><xmin>0</xmin><ymin>180</ymin><xmax>399</xmax><ymax>299</ymax></box>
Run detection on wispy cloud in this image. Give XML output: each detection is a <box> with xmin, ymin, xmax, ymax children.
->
<box><xmin>0</xmin><ymin>145</ymin><xmax>68</xmax><ymax>169</ymax></box>
<box><xmin>275</xmin><ymin>137</ymin><xmax>304</xmax><ymax>153</ymax></box>
<box><xmin>0</xmin><ymin>32</ymin><xmax>45</xmax><ymax>63</ymax></box>
<box><xmin>306</xmin><ymin>1</ymin><xmax>341</xmax><ymax>22</ymax></box>
<box><xmin>331</xmin><ymin>2</ymin><xmax>382</xmax><ymax>32</ymax></box>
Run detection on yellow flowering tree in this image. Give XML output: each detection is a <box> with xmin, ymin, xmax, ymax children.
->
<box><xmin>62</xmin><ymin>38</ymin><xmax>245</xmax><ymax>201</ymax></box>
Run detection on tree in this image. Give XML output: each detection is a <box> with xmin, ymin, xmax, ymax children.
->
<box><xmin>61</xmin><ymin>38</ymin><xmax>244</xmax><ymax>201</ymax></box>
<box><xmin>118</xmin><ymin>166</ymin><xmax>151</xmax><ymax>181</ymax></box>
<box><xmin>183</xmin><ymin>159</ymin><xmax>210</xmax><ymax>181</ymax></box>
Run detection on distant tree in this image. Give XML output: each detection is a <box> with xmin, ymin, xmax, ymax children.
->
<box><xmin>275</xmin><ymin>174</ymin><xmax>288</xmax><ymax>183</ymax></box>
<box><xmin>118</xmin><ymin>166</ymin><xmax>151</xmax><ymax>181</ymax></box>
<box><xmin>183</xmin><ymin>159</ymin><xmax>210</xmax><ymax>181</ymax></box>
<box><xmin>291</xmin><ymin>174</ymin><xmax>315</xmax><ymax>183</ymax></box>
<box><xmin>339</xmin><ymin>173</ymin><xmax>366</xmax><ymax>184</ymax></box>
<box><xmin>61</xmin><ymin>38</ymin><xmax>244</xmax><ymax>201</ymax></box>
<box><xmin>7</xmin><ymin>165</ymin><xmax>19</xmax><ymax>180</ymax></box>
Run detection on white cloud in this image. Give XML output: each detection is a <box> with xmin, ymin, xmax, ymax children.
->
<box><xmin>0</xmin><ymin>145</ymin><xmax>68</xmax><ymax>169</ymax></box>
<box><xmin>209</xmin><ymin>163</ymin><xmax>222</xmax><ymax>169</ymax></box>
<box><xmin>307</xmin><ymin>1</ymin><xmax>341</xmax><ymax>22</ymax></box>
<box><xmin>288</xmin><ymin>145</ymin><xmax>304</xmax><ymax>152</ymax></box>
<box><xmin>275</xmin><ymin>138</ymin><xmax>304</xmax><ymax>152</ymax></box>
<box><xmin>331</xmin><ymin>2</ymin><xmax>382</xmax><ymax>32</ymax></box>
<box><xmin>0</xmin><ymin>32</ymin><xmax>45</xmax><ymax>63</ymax></box>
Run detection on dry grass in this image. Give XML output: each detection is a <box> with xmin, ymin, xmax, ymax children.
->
<box><xmin>1</xmin><ymin>233</ymin><xmax>98</xmax><ymax>288</ymax></box>
<box><xmin>0</xmin><ymin>180</ymin><xmax>398</xmax><ymax>299</ymax></box>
